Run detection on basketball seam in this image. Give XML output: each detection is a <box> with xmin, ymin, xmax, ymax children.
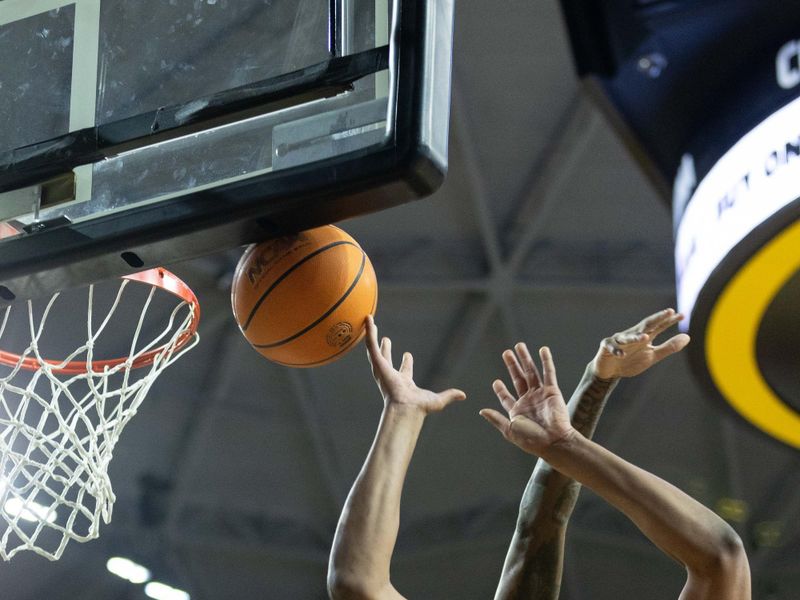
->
<box><xmin>272</xmin><ymin>285</ymin><xmax>378</xmax><ymax>367</ymax></box>
<box><xmin>252</xmin><ymin>250</ymin><xmax>367</xmax><ymax>349</ymax></box>
<box><xmin>271</xmin><ymin>336</ymin><xmax>361</xmax><ymax>367</ymax></box>
<box><xmin>241</xmin><ymin>240</ymin><xmax>359</xmax><ymax>332</ymax></box>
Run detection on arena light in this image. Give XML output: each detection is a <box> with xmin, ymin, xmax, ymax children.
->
<box><xmin>674</xmin><ymin>94</ymin><xmax>800</xmax><ymax>328</ymax></box>
<box><xmin>106</xmin><ymin>557</ymin><xmax>151</xmax><ymax>585</ymax></box>
<box><xmin>3</xmin><ymin>497</ymin><xmax>57</xmax><ymax>524</ymax></box>
<box><xmin>144</xmin><ymin>581</ymin><xmax>190</xmax><ymax>600</ymax></box>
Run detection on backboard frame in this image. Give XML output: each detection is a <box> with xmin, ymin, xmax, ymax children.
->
<box><xmin>0</xmin><ymin>0</ymin><xmax>454</xmax><ymax>305</ymax></box>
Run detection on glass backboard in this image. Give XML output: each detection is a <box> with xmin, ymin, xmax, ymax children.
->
<box><xmin>0</xmin><ymin>0</ymin><xmax>454</xmax><ymax>304</ymax></box>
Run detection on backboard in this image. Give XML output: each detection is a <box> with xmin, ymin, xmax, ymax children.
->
<box><xmin>0</xmin><ymin>0</ymin><xmax>454</xmax><ymax>304</ymax></box>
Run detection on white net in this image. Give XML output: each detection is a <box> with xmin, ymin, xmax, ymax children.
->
<box><xmin>0</xmin><ymin>274</ymin><xmax>199</xmax><ymax>560</ymax></box>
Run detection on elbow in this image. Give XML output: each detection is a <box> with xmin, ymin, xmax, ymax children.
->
<box><xmin>692</xmin><ymin>525</ymin><xmax>750</xmax><ymax>580</ymax></box>
<box><xmin>710</xmin><ymin>526</ymin><xmax>748</xmax><ymax>569</ymax></box>
<box><xmin>326</xmin><ymin>569</ymin><xmax>360</xmax><ymax>600</ymax></box>
<box><xmin>327</xmin><ymin>569</ymin><xmax>382</xmax><ymax>600</ymax></box>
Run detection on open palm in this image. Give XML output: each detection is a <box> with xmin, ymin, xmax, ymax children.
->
<box><xmin>480</xmin><ymin>345</ymin><xmax>575</xmax><ymax>456</ymax></box>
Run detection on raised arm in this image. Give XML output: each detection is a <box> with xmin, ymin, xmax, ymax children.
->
<box><xmin>481</xmin><ymin>347</ymin><xmax>751</xmax><ymax>600</ymax></box>
<box><xmin>327</xmin><ymin>316</ymin><xmax>465</xmax><ymax>600</ymax></box>
<box><xmin>493</xmin><ymin>309</ymin><xmax>689</xmax><ymax>600</ymax></box>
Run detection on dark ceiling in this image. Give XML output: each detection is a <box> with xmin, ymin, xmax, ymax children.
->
<box><xmin>0</xmin><ymin>0</ymin><xmax>798</xmax><ymax>599</ymax></box>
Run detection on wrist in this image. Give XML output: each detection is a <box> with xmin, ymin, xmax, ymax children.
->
<box><xmin>383</xmin><ymin>401</ymin><xmax>427</xmax><ymax>421</ymax></box>
<box><xmin>540</xmin><ymin>427</ymin><xmax>584</xmax><ymax>465</ymax></box>
<box><xmin>586</xmin><ymin>360</ymin><xmax>619</xmax><ymax>384</ymax></box>
<box><xmin>376</xmin><ymin>402</ymin><xmax>426</xmax><ymax>445</ymax></box>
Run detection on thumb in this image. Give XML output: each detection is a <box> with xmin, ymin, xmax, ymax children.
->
<box><xmin>479</xmin><ymin>409</ymin><xmax>511</xmax><ymax>437</ymax></box>
<box><xmin>439</xmin><ymin>388</ymin><xmax>467</xmax><ymax>407</ymax></box>
<box><xmin>653</xmin><ymin>333</ymin><xmax>691</xmax><ymax>361</ymax></box>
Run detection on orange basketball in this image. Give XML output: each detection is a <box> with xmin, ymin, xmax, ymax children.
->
<box><xmin>231</xmin><ymin>225</ymin><xmax>378</xmax><ymax>367</ymax></box>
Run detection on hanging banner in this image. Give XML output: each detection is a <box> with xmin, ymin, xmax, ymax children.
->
<box><xmin>675</xmin><ymin>95</ymin><xmax>800</xmax><ymax>328</ymax></box>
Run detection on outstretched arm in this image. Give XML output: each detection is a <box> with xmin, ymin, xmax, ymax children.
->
<box><xmin>482</xmin><ymin>347</ymin><xmax>751</xmax><ymax>600</ymax></box>
<box><xmin>327</xmin><ymin>316</ymin><xmax>465</xmax><ymax>600</ymax></box>
<box><xmin>494</xmin><ymin>309</ymin><xmax>689</xmax><ymax>600</ymax></box>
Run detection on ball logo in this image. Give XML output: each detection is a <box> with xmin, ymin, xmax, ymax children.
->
<box><xmin>326</xmin><ymin>322</ymin><xmax>354</xmax><ymax>348</ymax></box>
<box><xmin>246</xmin><ymin>233</ymin><xmax>308</xmax><ymax>287</ymax></box>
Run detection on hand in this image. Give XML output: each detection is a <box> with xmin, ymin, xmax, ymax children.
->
<box><xmin>480</xmin><ymin>344</ymin><xmax>576</xmax><ymax>457</ymax></box>
<box><xmin>590</xmin><ymin>308</ymin><xmax>691</xmax><ymax>380</ymax></box>
<box><xmin>365</xmin><ymin>315</ymin><xmax>466</xmax><ymax>414</ymax></box>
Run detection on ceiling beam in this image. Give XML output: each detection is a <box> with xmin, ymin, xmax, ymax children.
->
<box><xmin>504</xmin><ymin>94</ymin><xmax>599</xmax><ymax>273</ymax></box>
<box><xmin>379</xmin><ymin>278</ymin><xmax>675</xmax><ymax>297</ymax></box>
<box><xmin>450</xmin><ymin>74</ymin><xmax>504</xmax><ymax>274</ymax></box>
<box><xmin>424</xmin><ymin>295</ymin><xmax>498</xmax><ymax>392</ymax></box>
<box><xmin>416</xmin><ymin>84</ymin><xmax>659</xmax><ymax>394</ymax></box>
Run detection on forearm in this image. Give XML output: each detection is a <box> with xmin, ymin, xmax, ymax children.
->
<box><xmin>328</xmin><ymin>405</ymin><xmax>424</xmax><ymax>598</ymax></box>
<box><xmin>495</xmin><ymin>366</ymin><xmax>616</xmax><ymax>600</ymax></box>
<box><xmin>568</xmin><ymin>363</ymin><xmax>618</xmax><ymax>438</ymax></box>
<box><xmin>518</xmin><ymin>364</ymin><xmax>618</xmax><ymax>527</ymax></box>
<box><xmin>543</xmin><ymin>434</ymin><xmax>745</xmax><ymax>576</ymax></box>
<box><xmin>493</xmin><ymin>476</ymin><xmax>576</xmax><ymax>600</ymax></box>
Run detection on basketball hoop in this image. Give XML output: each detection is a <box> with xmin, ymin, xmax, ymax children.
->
<box><xmin>0</xmin><ymin>268</ymin><xmax>200</xmax><ymax>560</ymax></box>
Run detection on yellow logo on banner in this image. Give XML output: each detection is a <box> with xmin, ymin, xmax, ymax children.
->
<box><xmin>706</xmin><ymin>219</ymin><xmax>800</xmax><ymax>448</ymax></box>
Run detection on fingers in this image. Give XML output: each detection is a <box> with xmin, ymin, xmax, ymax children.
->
<box><xmin>601</xmin><ymin>337</ymin><xmax>625</xmax><ymax>357</ymax></box>
<box><xmin>637</xmin><ymin>308</ymin><xmax>686</xmax><ymax>338</ymax></box>
<box><xmin>601</xmin><ymin>330</ymin><xmax>650</xmax><ymax>357</ymax></box>
<box><xmin>479</xmin><ymin>409</ymin><xmax>511</xmax><ymax>437</ymax></box>
<box><xmin>638</xmin><ymin>308</ymin><xmax>675</xmax><ymax>332</ymax></box>
<box><xmin>502</xmin><ymin>343</ymin><xmax>542</xmax><ymax>396</ymax></box>
<box><xmin>604</xmin><ymin>308</ymin><xmax>684</xmax><ymax>356</ymax></box>
<box><xmin>615</xmin><ymin>331</ymin><xmax>649</xmax><ymax>345</ymax></box>
<box><xmin>648</xmin><ymin>311</ymin><xmax>684</xmax><ymax>337</ymax></box>
<box><xmin>365</xmin><ymin>316</ymin><xmax>398</xmax><ymax>379</ymax></box>
<box><xmin>380</xmin><ymin>336</ymin><xmax>393</xmax><ymax>368</ymax></box>
<box><xmin>502</xmin><ymin>349</ymin><xmax>527</xmax><ymax>396</ymax></box>
<box><xmin>492</xmin><ymin>379</ymin><xmax>516</xmax><ymax>413</ymax></box>
<box><xmin>365</xmin><ymin>315</ymin><xmax>384</xmax><ymax>368</ymax></box>
<box><xmin>652</xmin><ymin>333</ymin><xmax>691</xmax><ymax>361</ymax></box>
<box><xmin>539</xmin><ymin>346</ymin><xmax>558</xmax><ymax>388</ymax></box>
<box><xmin>399</xmin><ymin>352</ymin><xmax>413</xmax><ymax>377</ymax></box>
<box><xmin>515</xmin><ymin>343</ymin><xmax>542</xmax><ymax>389</ymax></box>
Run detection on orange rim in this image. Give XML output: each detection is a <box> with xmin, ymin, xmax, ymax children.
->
<box><xmin>0</xmin><ymin>268</ymin><xmax>200</xmax><ymax>374</ymax></box>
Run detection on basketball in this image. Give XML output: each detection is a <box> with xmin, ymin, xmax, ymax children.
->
<box><xmin>231</xmin><ymin>225</ymin><xmax>378</xmax><ymax>367</ymax></box>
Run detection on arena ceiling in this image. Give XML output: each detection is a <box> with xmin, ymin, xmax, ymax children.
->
<box><xmin>1</xmin><ymin>0</ymin><xmax>798</xmax><ymax>598</ymax></box>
